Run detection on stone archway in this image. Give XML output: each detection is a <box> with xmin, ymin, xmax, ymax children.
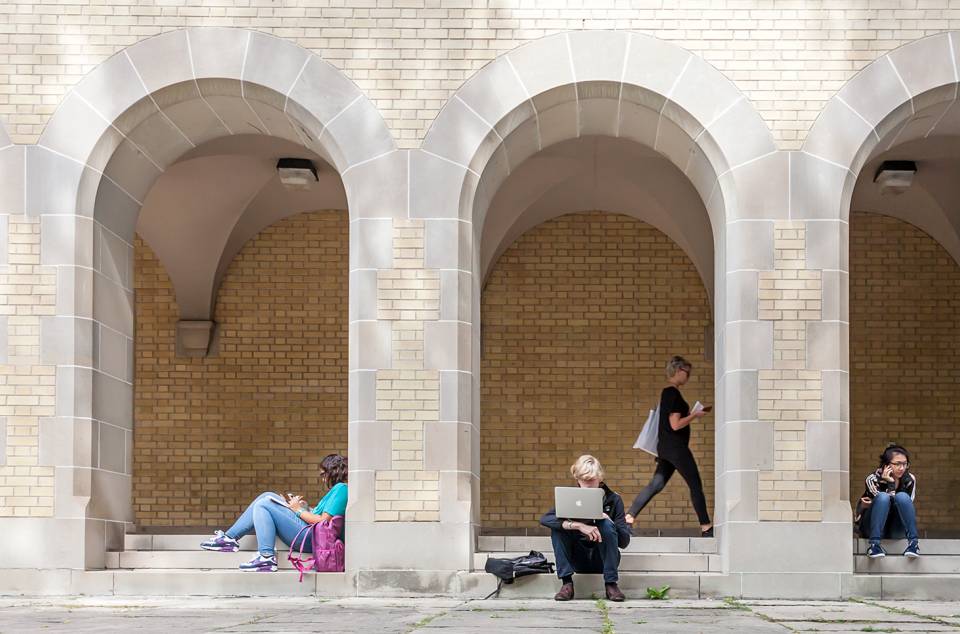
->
<box><xmin>415</xmin><ymin>30</ymin><xmax>785</xmax><ymax>575</ymax></box>
<box><xmin>16</xmin><ymin>27</ymin><xmax>394</xmax><ymax>569</ymax></box>
<box><xmin>803</xmin><ymin>31</ymin><xmax>960</xmax><ymax>543</ymax></box>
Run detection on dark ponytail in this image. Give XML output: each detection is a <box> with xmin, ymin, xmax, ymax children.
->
<box><xmin>878</xmin><ymin>443</ymin><xmax>910</xmax><ymax>469</ymax></box>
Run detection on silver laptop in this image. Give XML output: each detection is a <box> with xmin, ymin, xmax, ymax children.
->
<box><xmin>555</xmin><ymin>487</ymin><xmax>604</xmax><ymax>520</ymax></box>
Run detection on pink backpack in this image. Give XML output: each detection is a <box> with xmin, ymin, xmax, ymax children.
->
<box><xmin>288</xmin><ymin>516</ymin><xmax>345</xmax><ymax>581</ymax></box>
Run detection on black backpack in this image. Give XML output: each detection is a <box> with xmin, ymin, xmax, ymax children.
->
<box><xmin>483</xmin><ymin>550</ymin><xmax>555</xmax><ymax>598</ymax></box>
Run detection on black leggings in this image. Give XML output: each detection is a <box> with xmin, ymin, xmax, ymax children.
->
<box><xmin>627</xmin><ymin>449</ymin><xmax>711</xmax><ymax>526</ymax></box>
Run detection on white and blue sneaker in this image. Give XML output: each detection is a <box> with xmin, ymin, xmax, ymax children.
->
<box><xmin>239</xmin><ymin>553</ymin><xmax>278</xmax><ymax>572</ymax></box>
<box><xmin>903</xmin><ymin>541</ymin><xmax>920</xmax><ymax>558</ymax></box>
<box><xmin>867</xmin><ymin>542</ymin><xmax>886</xmax><ymax>558</ymax></box>
<box><xmin>200</xmin><ymin>530</ymin><xmax>240</xmax><ymax>552</ymax></box>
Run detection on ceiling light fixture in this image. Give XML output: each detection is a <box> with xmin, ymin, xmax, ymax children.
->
<box><xmin>277</xmin><ymin>158</ymin><xmax>318</xmax><ymax>190</ymax></box>
<box><xmin>874</xmin><ymin>160</ymin><xmax>916</xmax><ymax>196</ymax></box>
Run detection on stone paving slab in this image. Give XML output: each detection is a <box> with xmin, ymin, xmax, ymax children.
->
<box><xmin>876</xmin><ymin>600</ymin><xmax>960</xmax><ymax>624</ymax></box>
<box><xmin>782</xmin><ymin>621</ymin><xmax>957</xmax><ymax>631</ymax></box>
<box><xmin>608</xmin><ymin>606</ymin><xmax>785</xmax><ymax>633</ymax></box>
<box><xmin>743</xmin><ymin>601</ymin><xmax>927</xmax><ymax>622</ymax></box>
<box><xmin>2</xmin><ymin>597</ymin><xmax>960</xmax><ymax>633</ymax></box>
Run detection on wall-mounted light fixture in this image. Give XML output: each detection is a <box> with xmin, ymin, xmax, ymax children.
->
<box><xmin>874</xmin><ymin>160</ymin><xmax>917</xmax><ymax>196</ymax></box>
<box><xmin>277</xmin><ymin>158</ymin><xmax>318</xmax><ymax>190</ymax></box>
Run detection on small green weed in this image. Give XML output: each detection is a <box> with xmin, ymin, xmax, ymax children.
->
<box><xmin>595</xmin><ymin>598</ymin><xmax>615</xmax><ymax>634</ymax></box>
<box><xmin>645</xmin><ymin>585</ymin><xmax>670</xmax><ymax>600</ymax></box>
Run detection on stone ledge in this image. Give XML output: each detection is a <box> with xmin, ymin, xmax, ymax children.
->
<box><xmin>1</xmin><ymin>569</ymin><xmax>958</xmax><ymax>600</ymax></box>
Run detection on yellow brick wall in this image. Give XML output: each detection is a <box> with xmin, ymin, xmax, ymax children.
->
<box><xmin>481</xmin><ymin>211</ymin><xmax>714</xmax><ymax>531</ymax></box>
<box><xmin>0</xmin><ymin>1</ymin><xmax>956</xmax><ymax>148</ymax></box>
<box><xmin>133</xmin><ymin>210</ymin><xmax>348</xmax><ymax>527</ymax></box>
<box><xmin>850</xmin><ymin>212</ymin><xmax>960</xmax><ymax>532</ymax></box>
<box><xmin>0</xmin><ymin>217</ymin><xmax>56</xmax><ymax>517</ymax></box>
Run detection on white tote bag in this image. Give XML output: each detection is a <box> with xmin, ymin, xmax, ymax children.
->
<box><xmin>633</xmin><ymin>404</ymin><xmax>660</xmax><ymax>457</ymax></box>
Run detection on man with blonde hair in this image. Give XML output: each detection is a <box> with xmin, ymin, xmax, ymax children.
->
<box><xmin>540</xmin><ymin>454</ymin><xmax>631</xmax><ymax>601</ymax></box>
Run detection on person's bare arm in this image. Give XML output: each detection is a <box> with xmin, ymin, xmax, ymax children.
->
<box><xmin>296</xmin><ymin>510</ymin><xmax>332</xmax><ymax>525</ymax></box>
<box><xmin>285</xmin><ymin>496</ymin><xmax>332</xmax><ymax>525</ymax></box>
<box><xmin>670</xmin><ymin>409</ymin><xmax>706</xmax><ymax>431</ymax></box>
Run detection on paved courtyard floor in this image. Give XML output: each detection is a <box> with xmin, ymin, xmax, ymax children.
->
<box><xmin>1</xmin><ymin>597</ymin><xmax>959</xmax><ymax>633</ymax></box>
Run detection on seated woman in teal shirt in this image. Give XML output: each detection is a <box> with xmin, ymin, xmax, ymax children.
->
<box><xmin>200</xmin><ymin>453</ymin><xmax>348</xmax><ymax>572</ymax></box>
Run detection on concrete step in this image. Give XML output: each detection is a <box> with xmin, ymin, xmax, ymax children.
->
<box><xmin>477</xmin><ymin>535</ymin><xmax>717</xmax><ymax>554</ymax></box>
<box><xmin>107</xmin><ymin>550</ymin><xmax>301</xmax><ymax>570</ymax></box>
<box><xmin>474</xmin><ymin>551</ymin><xmax>718</xmax><ymax>573</ymax></box>
<box><xmin>855</xmin><ymin>554</ymin><xmax>960</xmax><ymax>574</ymax></box>
<box><xmin>124</xmin><ymin>533</ymin><xmax>717</xmax><ymax>555</ymax></box>
<box><xmin>5</xmin><ymin>569</ymin><xmax>960</xmax><ymax>600</ymax></box>
<box><xmin>854</xmin><ymin>538</ymin><xmax>960</xmax><ymax>555</ymax></box>
<box><xmin>109</xmin><ymin>548</ymin><xmax>716</xmax><ymax>573</ymax></box>
<box><xmin>125</xmin><ymin>534</ymin><xmax>269</xmax><ymax>552</ymax></box>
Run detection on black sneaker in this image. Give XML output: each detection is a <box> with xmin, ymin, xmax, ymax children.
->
<box><xmin>701</xmin><ymin>527</ymin><xmax>714</xmax><ymax>538</ymax></box>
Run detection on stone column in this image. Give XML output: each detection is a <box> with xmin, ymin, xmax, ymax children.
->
<box><xmin>719</xmin><ymin>151</ymin><xmax>852</xmax><ymax>597</ymax></box>
<box><xmin>345</xmin><ymin>150</ymin><xmax>477</xmax><ymax>593</ymax></box>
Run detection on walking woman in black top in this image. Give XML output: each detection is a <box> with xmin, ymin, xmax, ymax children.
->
<box><xmin>626</xmin><ymin>356</ymin><xmax>713</xmax><ymax>537</ymax></box>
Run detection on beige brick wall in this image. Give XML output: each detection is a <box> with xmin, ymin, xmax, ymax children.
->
<box><xmin>133</xmin><ymin>210</ymin><xmax>348</xmax><ymax>527</ymax></box>
<box><xmin>757</xmin><ymin>222</ymin><xmax>823</xmax><ymax>522</ymax></box>
<box><xmin>481</xmin><ymin>211</ymin><xmax>713</xmax><ymax>531</ymax></box>
<box><xmin>850</xmin><ymin>212</ymin><xmax>960</xmax><ymax>533</ymax></box>
<box><xmin>0</xmin><ymin>1</ymin><xmax>957</xmax><ymax>148</ymax></box>
<box><xmin>374</xmin><ymin>219</ymin><xmax>441</xmax><ymax>522</ymax></box>
<box><xmin>0</xmin><ymin>216</ymin><xmax>56</xmax><ymax>517</ymax></box>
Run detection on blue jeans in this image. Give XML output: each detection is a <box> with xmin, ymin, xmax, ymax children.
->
<box><xmin>225</xmin><ymin>492</ymin><xmax>311</xmax><ymax>556</ymax></box>
<box><xmin>865</xmin><ymin>492</ymin><xmax>918</xmax><ymax>544</ymax></box>
<box><xmin>550</xmin><ymin>519</ymin><xmax>621</xmax><ymax>583</ymax></box>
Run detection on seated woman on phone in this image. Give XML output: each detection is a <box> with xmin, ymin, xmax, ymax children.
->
<box><xmin>856</xmin><ymin>444</ymin><xmax>920</xmax><ymax>559</ymax></box>
<box><xmin>200</xmin><ymin>453</ymin><xmax>348</xmax><ymax>572</ymax></box>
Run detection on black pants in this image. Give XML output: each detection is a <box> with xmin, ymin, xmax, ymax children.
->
<box><xmin>627</xmin><ymin>449</ymin><xmax>711</xmax><ymax>526</ymax></box>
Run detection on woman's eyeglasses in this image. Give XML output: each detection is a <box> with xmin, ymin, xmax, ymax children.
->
<box><xmin>890</xmin><ymin>461</ymin><xmax>909</xmax><ymax>468</ymax></box>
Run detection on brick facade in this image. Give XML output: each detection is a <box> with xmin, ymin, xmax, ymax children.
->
<box><xmin>757</xmin><ymin>222</ymin><xmax>824</xmax><ymax>522</ymax></box>
<box><xmin>850</xmin><ymin>212</ymin><xmax>960</xmax><ymax>533</ymax></box>
<box><xmin>374</xmin><ymin>219</ymin><xmax>442</xmax><ymax>522</ymax></box>
<box><xmin>133</xmin><ymin>210</ymin><xmax>348</xmax><ymax>527</ymax></box>
<box><xmin>481</xmin><ymin>211</ymin><xmax>714</xmax><ymax>531</ymax></box>
<box><xmin>0</xmin><ymin>217</ymin><xmax>55</xmax><ymax>518</ymax></box>
<box><xmin>1</xmin><ymin>1</ymin><xmax>958</xmax><ymax>149</ymax></box>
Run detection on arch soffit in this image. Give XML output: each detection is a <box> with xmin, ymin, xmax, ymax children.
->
<box><xmin>417</xmin><ymin>30</ymin><xmax>778</xmax><ymax>241</ymax></box>
<box><xmin>479</xmin><ymin>145</ymin><xmax>715</xmax><ymax>299</ymax></box>
<box><xmin>33</xmin><ymin>27</ymin><xmax>395</xmax><ymax>231</ymax></box>
<box><xmin>801</xmin><ymin>31</ymin><xmax>960</xmax><ymax>222</ymax></box>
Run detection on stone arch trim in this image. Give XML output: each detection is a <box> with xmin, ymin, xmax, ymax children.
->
<box><xmin>407</xmin><ymin>31</ymin><xmax>788</xmax><ymax>559</ymax></box>
<box><xmin>35</xmin><ymin>27</ymin><xmax>395</xmax><ymax>223</ymax></box>
<box><xmin>418</xmin><ymin>30</ymin><xmax>778</xmax><ymax>235</ymax></box>
<box><xmin>28</xmin><ymin>29</ymin><xmax>393</xmax><ymax>556</ymax></box>
<box><xmin>800</xmin><ymin>31</ymin><xmax>960</xmax><ymax>221</ymax></box>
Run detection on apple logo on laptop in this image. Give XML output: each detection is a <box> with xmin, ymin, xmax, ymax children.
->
<box><xmin>575</xmin><ymin>500</ymin><xmax>582</xmax><ymax>506</ymax></box>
